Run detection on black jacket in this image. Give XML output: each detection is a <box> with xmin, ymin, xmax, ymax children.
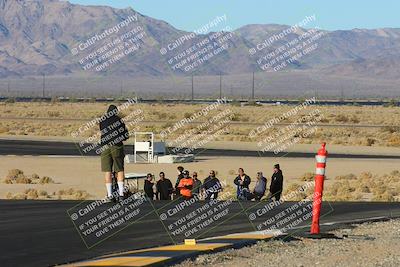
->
<box><xmin>234</xmin><ymin>175</ymin><xmax>251</xmax><ymax>197</ymax></box>
<box><xmin>144</xmin><ymin>180</ymin><xmax>154</xmax><ymax>200</ymax></box>
<box><xmin>99</xmin><ymin>115</ymin><xmax>128</xmax><ymax>147</ymax></box>
<box><xmin>234</xmin><ymin>175</ymin><xmax>251</xmax><ymax>189</ymax></box>
<box><xmin>203</xmin><ymin>176</ymin><xmax>222</xmax><ymax>192</ymax></box>
<box><xmin>270</xmin><ymin>170</ymin><xmax>283</xmax><ymax>193</ymax></box>
<box><xmin>156</xmin><ymin>179</ymin><xmax>173</xmax><ymax>200</ymax></box>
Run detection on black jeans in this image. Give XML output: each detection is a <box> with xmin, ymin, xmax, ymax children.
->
<box><xmin>270</xmin><ymin>191</ymin><xmax>282</xmax><ymax>201</ymax></box>
<box><xmin>205</xmin><ymin>192</ymin><xmax>218</xmax><ymax>200</ymax></box>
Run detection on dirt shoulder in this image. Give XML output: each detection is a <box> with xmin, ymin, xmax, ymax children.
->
<box><xmin>175</xmin><ymin>219</ymin><xmax>400</xmax><ymax>267</ymax></box>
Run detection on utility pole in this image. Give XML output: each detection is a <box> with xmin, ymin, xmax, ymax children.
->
<box><xmin>340</xmin><ymin>87</ymin><xmax>344</xmax><ymax>103</ymax></box>
<box><xmin>191</xmin><ymin>74</ymin><xmax>194</xmax><ymax>101</ymax></box>
<box><xmin>219</xmin><ymin>73</ymin><xmax>222</xmax><ymax>99</ymax></box>
<box><xmin>251</xmin><ymin>71</ymin><xmax>255</xmax><ymax>100</ymax></box>
<box><xmin>7</xmin><ymin>80</ymin><xmax>10</xmax><ymax>94</ymax></box>
<box><xmin>42</xmin><ymin>73</ymin><xmax>46</xmax><ymax>98</ymax></box>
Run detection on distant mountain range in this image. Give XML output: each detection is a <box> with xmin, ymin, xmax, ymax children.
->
<box><xmin>0</xmin><ymin>0</ymin><xmax>399</xmax><ymax>81</ymax></box>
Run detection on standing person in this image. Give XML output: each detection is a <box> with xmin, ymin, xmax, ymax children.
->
<box><xmin>177</xmin><ymin>170</ymin><xmax>194</xmax><ymax>200</ymax></box>
<box><xmin>234</xmin><ymin>168</ymin><xmax>251</xmax><ymax>200</ymax></box>
<box><xmin>156</xmin><ymin>172</ymin><xmax>173</xmax><ymax>200</ymax></box>
<box><xmin>100</xmin><ymin>104</ymin><xmax>129</xmax><ymax>202</ymax></box>
<box><xmin>174</xmin><ymin>166</ymin><xmax>184</xmax><ymax>199</ymax></box>
<box><xmin>144</xmin><ymin>173</ymin><xmax>155</xmax><ymax>200</ymax></box>
<box><xmin>192</xmin><ymin>172</ymin><xmax>202</xmax><ymax>198</ymax></box>
<box><xmin>248</xmin><ymin>172</ymin><xmax>267</xmax><ymax>201</ymax></box>
<box><xmin>203</xmin><ymin>170</ymin><xmax>223</xmax><ymax>200</ymax></box>
<box><xmin>269</xmin><ymin>164</ymin><xmax>283</xmax><ymax>201</ymax></box>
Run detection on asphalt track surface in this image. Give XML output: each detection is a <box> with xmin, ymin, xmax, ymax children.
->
<box><xmin>1</xmin><ymin>200</ymin><xmax>399</xmax><ymax>267</ymax></box>
<box><xmin>1</xmin><ymin>139</ymin><xmax>400</xmax><ymax>159</ymax></box>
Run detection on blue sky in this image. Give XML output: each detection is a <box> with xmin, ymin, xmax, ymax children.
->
<box><xmin>69</xmin><ymin>0</ymin><xmax>399</xmax><ymax>32</ymax></box>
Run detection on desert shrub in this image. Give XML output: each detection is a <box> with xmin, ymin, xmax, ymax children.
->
<box><xmin>220</xmin><ymin>184</ymin><xmax>235</xmax><ymax>200</ymax></box>
<box><xmin>73</xmin><ymin>190</ymin><xmax>90</xmax><ymax>200</ymax></box>
<box><xmin>24</xmin><ymin>189</ymin><xmax>39</xmax><ymax>199</ymax></box>
<box><xmin>230</xmin><ymin>113</ymin><xmax>241</xmax><ymax>122</ymax></box>
<box><xmin>371</xmin><ymin>185</ymin><xmax>387</xmax><ymax>195</ymax></box>
<box><xmin>6</xmin><ymin>169</ymin><xmax>24</xmax><ymax>179</ymax></box>
<box><xmin>3</xmin><ymin>177</ymin><xmax>13</xmax><ymax>184</ymax></box>
<box><xmin>381</xmin><ymin>126</ymin><xmax>400</xmax><ymax>133</ymax></box>
<box><xmin>319</xmin><ymin>117</ymin><xmax>330</xmax><ymax>123</ymax></box>
<box><xmin>6</xmin><ymin>189</ymin><xmax>52</xmax><ymax>200</ymax></box>
<box><xmin>335</xmin><ymin>114</ymin><xmax>349</xmax><ymax>122</ymax></box>
<box><xmin>357</xmin><ymin>184</ymin><xmax>371</xmax><ymax>193</ymax></box>
<box><xmin>363</xmin><ymin>138</ymin><xmax>375</xmax><ymax>146</ymax></box>
<box><xmin>373</xmin><ymin>192</ymin><xmax>395</xmax><ymax>202</ymax></box>
<box><xmin>358</xmin><ymin>172</ymin><xmax>373</xmax><ymax>180</ymax></box>
<box><xmin>39</xmin><ymin>176</ymin><xmax>54</xmax><ymax>184</ymax></box>
<box><xmin>0</xmin><ymin>125</ymin><xmax>9</xmax><ymax>134</ymax></box>
<box><xmin>334</xmin><ymin>174</ymin><xmax>357</xmax><ymax>180</ymax></box>
<box><xmin>3</xmin><ymin>169</ymin><xmax>56</xmax><ymax>184</ymax></box>
<box><xmin>15</xmin><ymin>176</ymin><xmax>32</xmax><ymax>184</ymax></box>
<box><xmin>183</xmin><ymin>112</ymin><xmax>192</xmax><ymax>119</ymax></box>
<box><xmin>38</xmin><ymin>190</ymin><xmax>49</xmax><ymax>197</ymax></box>
<box><xmin>47</xmin><ymin>111</ymin><xmax>60</xmax><ymax>117</ymax></box>
<box><xmin>390</xmin><ymin>170</ymin><xmax>400</xmax><ymax>177</ymax></box>
<box><xmin>157</xmin><ymin>112</ymin><xmax>168</xmax><ymax>120</ymax></box>
<box><xmin>4</xmin><ymin>169</ymin><xmax>31</xmax><ymax>184</ymax></box>
<box><xmin>388</xmin><ymin>135</ymin><xmax>400</xmax><ymax>146</ymax></box>
<box><xmin>6</xmin><ymin>192</ymin><xmax>26</xmax><ymax>200</ymax></box>
<box><xmin>56</xmin><ymin>188</ymin><xmax>90</xmax><ymax>200</ymax></box>
<box><xmin>350</xmin><ymin>115</ymin><xmax>360</xmax><ymax>123</ymax></box>
<box><xmin>283</xmin><ymin>183</ymin><xmax>309</xmax><ymax>200</ymax></box>
<box><xmin>299</xmin><ymin>172</ymin><xmax>314</xmax><ymax>182</ymax></box>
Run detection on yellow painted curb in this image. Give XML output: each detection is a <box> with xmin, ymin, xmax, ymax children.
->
<box><xmin>68</xmin><ymin>256</ymin><xmax>170</xmax><ymax>267</ymax></box>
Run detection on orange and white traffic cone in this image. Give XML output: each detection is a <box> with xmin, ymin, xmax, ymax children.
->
<box><xmin>310</xmin><ymin>142</ymin><xmax>328</xmax><ymax>234</ymax></box>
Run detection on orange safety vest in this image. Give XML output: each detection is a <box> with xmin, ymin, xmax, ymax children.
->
<box><xmin>178</xmin><ymin>178</ymin><xmax>194</xmax><ymax>198</ymax></box>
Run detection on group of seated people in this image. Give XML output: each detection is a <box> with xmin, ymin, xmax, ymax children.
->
<box><xmin>143</xmin><ymin>164</ymin><xmax>284</xmax><ymax>201</ymax></box>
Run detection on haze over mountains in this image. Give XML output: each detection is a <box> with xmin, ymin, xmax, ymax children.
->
<box><xmin>0</xmin><ymin>0</ymin><xmax>399</xmax><ymax>97</ymax></box>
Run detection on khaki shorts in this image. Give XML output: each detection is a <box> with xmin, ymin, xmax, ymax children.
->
<box><xmin>101</xmin><ymin>145</ymin><xmax>125</xmax><ymax>172</ymax></box>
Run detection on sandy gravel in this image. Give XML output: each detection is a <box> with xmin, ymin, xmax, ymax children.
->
<box><xmin>175</xmin><ymin>219</ymin><xmax>400</xmax><ymax>267</ymax></box>
<box><xmin>1</xmin><ymin>155</ymin><xmax>400</xmax><ymax>199</ymax></box>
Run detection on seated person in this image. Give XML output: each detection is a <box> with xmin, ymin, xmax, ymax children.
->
<box><xmin>248</xmin><ymin>171</ymin><xmax>267</xmax><ymax>201</ymax></box>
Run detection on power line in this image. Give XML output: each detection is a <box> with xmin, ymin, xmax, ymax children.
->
<box><xmin>42</xmin><ymin>73</ymin><xmax>46</xmax><ymax>98</ymax></box>
<box><xmin>191</xmin><ymin>74</ymin><xmax>194</xmax><ymax>101</ymax></box>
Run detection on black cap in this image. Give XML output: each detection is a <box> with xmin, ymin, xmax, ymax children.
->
<box><xmin>274</xmin><ymin>164</ymin><xmax>280</xmax><ymax>169</ymax></box>
<box><xmin>183</xmin><ymin>170</ymin><xmax>189</xmax><ymax>175</ymax></box>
